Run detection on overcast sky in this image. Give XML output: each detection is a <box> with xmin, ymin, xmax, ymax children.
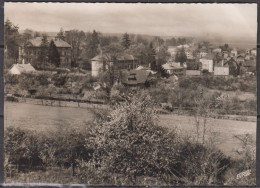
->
<box><xmin>4</xmin><ymin>3</ymin><xmax>257</xmax><ymax>42</ymax></box>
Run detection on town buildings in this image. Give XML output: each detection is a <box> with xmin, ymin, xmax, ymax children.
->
<box><xmin>91</xmin><ymin>54</ymin><xmax>138</xmax><ymax>77</ymax></box>
<box><xmin>20</xmin><ymin>36</ymin><xmax>72</xmax><ymax>68</ymax></box>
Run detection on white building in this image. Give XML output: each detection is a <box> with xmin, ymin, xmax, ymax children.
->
<box><xmin>9</xmin><ymin>63</ymin><xmax>36</xmax><ymax>75</ymax></box>
<box><xmin>199</xmin><ymin>54</ymin><xmax>215</xmax><ymax>72</ymax></box>
<box><xmin>231</xmin><ymin>48</ymin><xmax>238</xmax><ymax>57</ymax></box>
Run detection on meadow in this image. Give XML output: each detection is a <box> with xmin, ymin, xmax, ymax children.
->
<box><xmin>5</xmin><ymin>101</ymin><xmax>256</xmax><ymax>159</ymax></box>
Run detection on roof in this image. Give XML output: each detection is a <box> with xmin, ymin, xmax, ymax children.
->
<box><xmin>120</xmin><ymin>70</ymin><xmax>150</xmax><ymax>85</ymax></box>
<box><xmin>224</xmin><ymin>58</ymin><xmax>238</xmax><ymax>68</ymax></box>
<box><xmin>201</xmin><ymin>53</ymin><xmax>215</xmax><ymax>60</ymax></box>
<box><xmin>136</xmin><ymin>65</ymin><xmax>150</xmax><ymax>70</ymax></box>
<box><xmin>162</xmin><ymin>63</ymin><xmax>183</xmax><ymax>70</ymax></box>
<box><xmin>26</xmin><ymin>37</ymin><xmax>71</xmax><ymax>48</ymax></box>
<box><xmin>91</xmin><ymin>54</ymin><xmax>137</xmax><ymax>61</ymax></box>
<box><xmin>10</xmin><ymin>63</ymin><xmax>36</xmax><ymax>73</ymax></box>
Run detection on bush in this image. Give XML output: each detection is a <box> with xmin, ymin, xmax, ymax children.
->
<box><xmin>175</xmin><ymin>141</ymin><xmax>231</xmax><ymax>185</ymax></box>
<box><xmin>5</xmin><ymin>127</ymin><xmax>44</xmax><ymax>172</ymax></box>
<box><xmin>80</xmin><ymin>95</ymin><xmax>180</xmax><ymax>184</ymax></box>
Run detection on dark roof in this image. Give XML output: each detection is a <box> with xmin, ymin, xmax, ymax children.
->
<box><xmin>27</xmin><ymin>37</ymin><xmax>71</xmax><ymax>48</ymax></box>
<box><xmin>120</xmin><ymin>70</ymin><xmax>150</xmax><ymax>85</ymax></box>
<box><xmin>224</xmin><ymin>58</ymin><xmax>238</xmax><ymax>68</ymax></box>
<box><xmin>91</xmin><ymin>54</ymin><xmax>137</xmax><ymax>62</ymax></box>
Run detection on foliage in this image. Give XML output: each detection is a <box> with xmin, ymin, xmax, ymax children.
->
<box><xmin>4</xmin><ymin>19</ymin><xmax>21</xmax><ymax>60</ymax></box>
<box><xmin>65</xmin><ymin>30</ymin><xmax>86</xmax><ymax>66</ymax></box>
<box><xmin>48</xmin><ymin>40</ymin><xmax>61</xmax><ymax>67</ymax></box>
<box><xmin>175</xmin><ymin>47</ymin><xmax>187</xmax><ymax>65</ymax></box>
<box><xmin>156</xmin><ymin>45</ymin><xmax>171</xmax><ymax>67</ymax></box>
<box><xmin>52</xmin><ymin>73</ymin><xmax>68</xmax><ymax>87</ymax></box>
<box><xmin>37</xmin><ymin>35</ymin><xmax>49</xmax><ymax>69</ymax></box>
<box><xmin>5</xmin><ymin>127</ymin><xmax>43</xmax><ymax>171</ymax></box>
<box><xmin>84</xmin><ymin>30</ymin><xmax>100</xmax><ymax>60</ymax></box>
<box><xmin>121</xmin><ymin>33</ymin><xmax>131</xmax><ymax>50</ymax></box>
<box><xmin>83</xmin><ymin>95</ymin><xmax>181</xmax><ymax>184</ymax></box>
<box><xmin>56</xmin><ymin>27</ymin><xmax>66</xmax><ymax>40</ymax></box>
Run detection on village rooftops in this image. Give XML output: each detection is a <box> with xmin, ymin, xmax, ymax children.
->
<box><xmin>26</xmin><ymin>37</ymin><xmax>71</xmax><ymax>48</ymax></box>
<box><xmin>91</xmin><ymin>54</ymin><xmax>137</xmax><ymax>62</ymax></box>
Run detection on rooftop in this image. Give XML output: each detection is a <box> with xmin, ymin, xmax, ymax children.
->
<box><xmin>10</xmin><ymin>63</ymin><xmax>36</xmax><ymax>73</ymax></box>
<box><xmin>121</xmin><ymin>70</ymin><xmax>150</xmax><ymax>85</ymax></box>
<box><xmin>91</xmin><ymin>54</ymin><xmax>137</xmax><ymax>61</ymax></box>
<box><xmin>26</xmin><ymin>37</ymin><xmax>71</xmax><ymax>48</ymax></box>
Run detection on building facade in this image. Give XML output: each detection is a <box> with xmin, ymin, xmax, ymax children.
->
<box><xmin>20</xmin><ymin>37</ymin><xmax>72</xmax><ymax>68</ymax></box>
<box><xmin>91</xmin><ymin>54</ymin><xmax>138</xmax><ymax>77</ymax></box>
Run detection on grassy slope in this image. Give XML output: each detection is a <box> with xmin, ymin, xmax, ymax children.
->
<box><xmin>5</xmin><ymin>102</ymin><xmax>256</xmax><ymax>158</ymax></box>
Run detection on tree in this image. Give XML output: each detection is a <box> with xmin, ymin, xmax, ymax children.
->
<box><xmin>48</xmin><ymin>40</ymin><xmax>61</xmax><ymax>67</ymax></box>
<box><xmin>121</xmin><ymin>32</ymin><xmax>131</xmax><ymax>50</ymax></box>
<box><xmin>86</xmin><ymin>94</ymin><xmax>178</xmax><ymax>184</ymax></box>
<box><xmin>56</xmin><ymin>28</ymin><xmax>65</xmax><ymax>40</ymax></box>
<box><xmin>84</xmin><ymin>30</ymin><xmax>100</xmax><ymax>60</ymax></box>
<box><xmin>148</xmin><ymin>43</ymin><xmax>157</xmax><ymax>71</ymax></box>
<box><xmin>166</xmin><ymin>37</ymin><xmax>177</xmax><ymax>46</ymax></box>
<box><xmin>156</xmin><ymin>45</ymin><xmax>170</xmax><ymax>67</ymax></box>
<box><xmin>65</xmin><ymin>30</ymin><xmax>86</xmax><ymax>67</ymax></box>
<box><xmin>4</xmin><ymin>19</ymin><xmax>21</xmax><ymax>61</ymax></box>
<box><xmin>21</xmin><ymin>29</ymin><xmax>34</xmax><ymax>43</ymax></box>
<box><xmin>34</xmin><ymin>31</ymin><xmax>41</xmax><ymax>38</ymax></box>
<box><xmin>100</xmin><ymin>43</ymin><xmax>124</xmax><ymax>98</ymax></box>
<box><xmin>175</xmin><ymin>47</ymin><xmax>187</xmax><ymax>66</ymax></box>
<box><xmin>37</xmin><ymin>35</ymin><xmax>49</xmax><ymax>69</ymax></box>
<box><xmin>220</xmin><ymin>43</ymin><xmax>230</xmax><ymax>52</ymax></box>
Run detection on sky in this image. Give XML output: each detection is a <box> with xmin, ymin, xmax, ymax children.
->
<box><xmin>4</xmin><ymin>3</ymin><xmax>257</xmax><ymax>44</ymax></box>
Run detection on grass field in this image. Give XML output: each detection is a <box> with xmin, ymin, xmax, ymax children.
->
<box><xmin>5</xmin><ymin>101</ymin><xmax>256</xmax><ymax>158</ymax></box>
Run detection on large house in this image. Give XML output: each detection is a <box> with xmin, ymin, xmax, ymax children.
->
<box><xmin>199</xmin><ymin>53</ymin><xmax>215</xmax><ymax>72</ymax></box>
<box><xmin>20</xmin><ymin>37</ymin><xmax>72</xmax><ymax>68</ymax></box>
<box><xmin>91</xmin><ymin>54</ymin><xmax>138</xmax><ymax>77</ymax></box>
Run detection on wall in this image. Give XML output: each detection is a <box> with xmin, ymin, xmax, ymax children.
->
<box><xmin>214</xmin><ymin>67</ymin><xmax>229</xmax><ymax>76</ymax></box>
